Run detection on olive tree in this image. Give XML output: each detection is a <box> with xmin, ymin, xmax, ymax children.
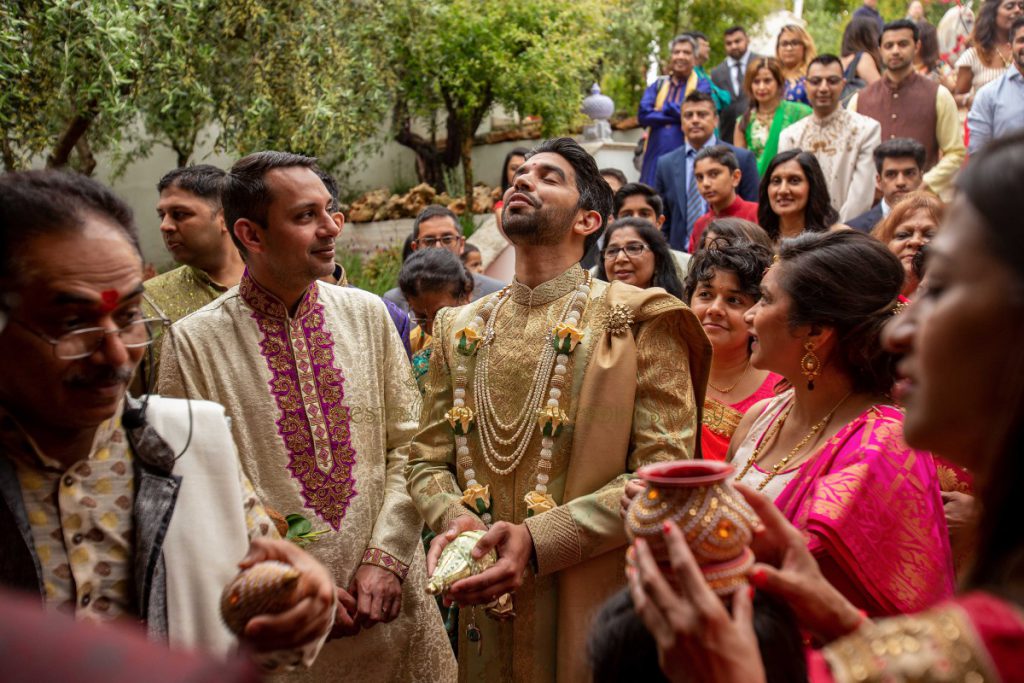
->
<box><xmin>389</xmin><ymin>0</ymin><xmax>605</xmax><ymax>198</ymax></box>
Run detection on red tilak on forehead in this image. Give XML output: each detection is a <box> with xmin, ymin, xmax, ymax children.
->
<box><xmin>100</xmin><ymin>290</ymin><xmax>120</xmax><ymax>312</ymax></box>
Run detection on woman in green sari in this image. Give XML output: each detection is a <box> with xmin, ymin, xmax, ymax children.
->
<box><xmin>733</xmin><ymin>57</ymin><xmax>812</xmax><ymax>178</ymax></box>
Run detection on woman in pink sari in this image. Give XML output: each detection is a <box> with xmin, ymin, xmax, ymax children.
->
<box><xmin>724</xmin><ymin>230</ymin><xmax>953</xmax><ymax>617</ymax></box>
<box><xmin>626</xmin><ymin>131</ymin><xmax>1024</xmax><ymax>683</ymax></box>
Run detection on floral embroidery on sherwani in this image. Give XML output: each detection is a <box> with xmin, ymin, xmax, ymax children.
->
<box><xmin>241</xmin><ymin>273</ymin><xmax>357</xmax><ymax>530</ymax></box>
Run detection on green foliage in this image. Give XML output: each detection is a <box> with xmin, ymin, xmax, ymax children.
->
<box><xmin>457</xmin><ymin>213</ymin><xmax>477</xmax><ymax>239</ymax></box>
<box><xmin>395</xmin><ymin>0</ymin><xmax>603</xmax><ymax>136</ymax></box>
<box><xmin>284</xmin><ymin>513</ymin><xmax>328</xmax><ymax>545</ymax></box>
<box><xmin>342</xmin><ymin>246</ymin><xmax>403</xmax><ymax>296</ymax></box>
<box><xmin>598</xmin><ymin>0</ymin><xmax>660</xmax><ymax>114</ymax></box>
<box><xmin>212</xmin><ymin>0</ymin><xmax>394</xmax><ymax>165</ymax></box>
<box><xmin>126</xmin><ymin>0</ymin><xmax>221</xmax><ymax>169</ymax></box>
<box><xmin>389</xmin><ymin>0</ymin><xmax>605</xmax><ymax>196</ymax></box>
<box><xmin>651</xmin><ymin>0</ymin><xmax>778</xmax><ymax>67</ymax></box>
<box><xmin>804</xmin><ymin>0</ymin><xmax>854</xmax><ymax>55</ymax></box>
<box><xmin>1</xmin><ymin>0</ymin><xmax>395</xmax><ymax>175</ymax></box>
<box><xmin>0</xmin><ymin>1</ymin><xmax>155</xmax><ymax>171</ymax></box>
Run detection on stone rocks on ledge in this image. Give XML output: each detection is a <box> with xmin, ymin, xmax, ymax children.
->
<box><xmin>346</xmin><ymin>182</ymin><xmax>498</xmax><ymax>223</ymax></box>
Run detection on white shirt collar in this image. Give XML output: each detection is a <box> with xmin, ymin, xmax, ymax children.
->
<box><xmin>685</xmin><ymin>135</ymin><xmax>718</xmax><ymax>155</ymax></box>
<box><xmin>728</xmin><ymin>51</ymin><xmax>751</xmax><ymax>68</ymax></box>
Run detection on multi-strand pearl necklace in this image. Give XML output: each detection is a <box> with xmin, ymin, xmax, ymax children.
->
<box><xmin>445</xmin><ymin>272</ymin><xmax>592</xmax><ymax>523</ymax></box>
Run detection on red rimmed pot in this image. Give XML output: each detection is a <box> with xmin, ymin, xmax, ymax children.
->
<box><xmin>625</xmin><ymin>460</ymin><xmax>760</xmax><ymax>596</ymax></box>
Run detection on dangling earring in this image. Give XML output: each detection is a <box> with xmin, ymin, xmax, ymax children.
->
<box><xmin>801</xmin><ymin>341</ymin><xmax>821</xmax><ymax>391</ymax></box>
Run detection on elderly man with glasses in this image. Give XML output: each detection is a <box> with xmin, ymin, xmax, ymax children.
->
<box><xmin>383</xmin><ymin>204</ymin><xmax>505</xmax><ymax>313</ymax></box>
<box><xmin>0</xmin><ymin>170</ymin><xmax>336</xmax><ymax>670</ymax></box>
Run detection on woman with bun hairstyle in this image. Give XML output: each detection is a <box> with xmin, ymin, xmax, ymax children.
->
<box><xmin>722</xmin><ymin>231</ymin><xmax>953</xmax><ymax>616</ymax></box>
<box><xmin>624</xmin><ymin>230</ymin><xmax>953</xmax><ymax>620</ymax></box>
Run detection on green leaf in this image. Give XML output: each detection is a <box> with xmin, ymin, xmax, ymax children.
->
<box><xmin>285</xmin><ymin>514</ymin><xmax>313</xmax><ymax>538</ymax></box>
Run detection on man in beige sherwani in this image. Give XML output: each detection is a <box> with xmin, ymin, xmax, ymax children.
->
<box><xmin>777</xmin><ymin>54</ymin><xmax>882</xmax><ymax>223</ymax></box>
<box><xmin>159</xmin><ymin>151</ymin><xmax>456</xmax><ymax>682</ymax></box>
<box><xmin>406</xmin><ymin>138</ymin><xmax>711</xmax><ymax>682</ymax></box>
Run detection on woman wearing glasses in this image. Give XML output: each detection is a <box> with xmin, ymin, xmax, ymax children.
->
<box><xmin>595</xmin><ymin>217</ymin><xmax>685</xmax><ymax>299</ymax></box>
<box><xmin>871</xmin><ymin>191</ymin><xmax>944</xmax><ymax>299</ymax></box>
<box><xmin>775</xmin><ymin>25</ymin><xmax>818</xmax><ymax>105</ymax></box>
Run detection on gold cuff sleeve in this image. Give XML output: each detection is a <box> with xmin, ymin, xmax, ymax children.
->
<box><xmin>360</xmin><ymin>547</ymin><xmax>410</xmax><ymax>581</ymax></box>
<box><xmin>524</xmin><ymin>505</ymin><xmax>583</xmax><ymax>576</ymax></box>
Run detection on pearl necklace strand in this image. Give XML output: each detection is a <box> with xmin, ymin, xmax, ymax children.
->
<box><xmin>449</xmin><ymin>272</ymin><xmax>592</xmax><ymax>523</ymax></box>
<box><xmin>474</xmin><ymin>290</ymin><xmax>576</xmax><ymax>471</ymax></box>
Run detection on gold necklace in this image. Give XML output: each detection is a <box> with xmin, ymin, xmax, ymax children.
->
<box><xmin>736</xmin><ymin>392</ymin><xmax>851</xmax><ymax>491</ymax></box>
<box><xmin>755</xmin><ymin>106</ymin><xmax>777</xmax><ymax>125</ymax></box>
<box><xmin>998</xmin><ymin>43</ymin><xmax>1012</xmax><ymax>67</ymax></box>
<box><xmin>708</xmin><ymin>360</ymin><xmax>750</xmax><ymax>394</ymax></box>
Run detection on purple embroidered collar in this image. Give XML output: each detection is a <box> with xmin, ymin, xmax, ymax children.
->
<box><xmin>239</xmin><ymin>269</ymin><xmax>319</xmax><ymax>320</ymax></box>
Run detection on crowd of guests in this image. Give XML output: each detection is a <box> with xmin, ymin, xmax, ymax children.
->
<box><xmin>1</xmin><ymin>1</ymin><xmax>1024</xmax><ymax>681</ymax></box>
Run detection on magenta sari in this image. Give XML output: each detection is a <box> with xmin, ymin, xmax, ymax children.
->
<box><xmin>774</xmin><ymin>403</ymin><xmax>955</xmax><ymax>616</ymax></box>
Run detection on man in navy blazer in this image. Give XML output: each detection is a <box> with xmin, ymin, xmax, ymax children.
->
<box><xmin>655</xmin><ymin>91</ymin><xmax>759</xmax><ymax>251</ymax></box>
<box><xmin>846</xmin><ymin>138</ymin><xmax>926</xmax><ymax>233</ymax></box>
<box><xmin>846</xmin><ymin>203</ymin><xmax>884</xmax><ymax>233</ymax></box>
<box><xmin>710</xmin><ymin>26</ymin><xmax>761</xmax><ymax>143</ymax></box>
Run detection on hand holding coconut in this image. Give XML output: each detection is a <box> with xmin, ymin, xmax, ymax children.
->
<box><xmin>220</xmin><ymin>538</ymin><xmax>336</xmax><ymax>654</ymax></box>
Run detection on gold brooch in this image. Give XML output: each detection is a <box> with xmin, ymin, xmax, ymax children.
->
<box><xmin>601</xmin><ymin>304</ymin><xmax>635</xmax><ymax>336</ymax></box>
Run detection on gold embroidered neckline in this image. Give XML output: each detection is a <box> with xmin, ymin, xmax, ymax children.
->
<box><xmin>510</xmin><ymin>264</ymin><xmax>585</xmax><ymax>307</ymax></box>
<box><xmin>239</xmin><ymin>269</ymin><xmax>319</xmax><ymax>320</ymax></box>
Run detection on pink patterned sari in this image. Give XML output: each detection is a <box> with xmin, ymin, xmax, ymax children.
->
<box><xmin>773</xmin><ymin>403</ymin><xmax>956</xmax><ymax>617</ymax></box>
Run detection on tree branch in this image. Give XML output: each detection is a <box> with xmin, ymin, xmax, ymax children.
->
<box><xmin>47</xmin><ymin>108</ymin><xmax>95</xmax><ymax>169</ymax></box>
<box><xmin>1</xmin><ymin>136</ymin><xmax>15</xmax><ymax>172</ymax></box>
<box><xmin>74</xmin><ymin>135</ymin><xmax>97</xmax><ymax>176</ymax></box>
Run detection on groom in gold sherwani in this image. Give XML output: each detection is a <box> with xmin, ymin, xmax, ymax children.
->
<box><xmin>159</xmin><ymin>152</ymin><xmax>456</xmax><ymax>682</ymax></box>
<box><xmin>407</xmin><ymin>137</ymin><xmax>711</xmax><ymax>682</ymax></box>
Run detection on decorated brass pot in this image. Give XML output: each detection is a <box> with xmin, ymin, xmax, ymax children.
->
<box><xmin>625</xmin><ymin>460</ymin><xmax>760</xmax><ymax>596</ymax></box>
<box><xmin>426</xmin><ymin>530</ymin><xmax>498</xmax><ymax>596</ymax></box>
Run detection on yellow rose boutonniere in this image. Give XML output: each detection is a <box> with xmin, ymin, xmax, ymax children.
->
<box><xmin>445</xmin><ymin>405</ymin><xmax>476</xmax><ymax>436</ymax></box>
<box><xmin>524</xmin><ymin>490</ymin><xmax>557</xmax><ymax>517</ymax></box>
<box><xmin>552</xmin><ymin>322</ymin><xmax>583</xmax><ymax>354</ymax></box>
<box><xmin>455</xmin><ymin>326</ymin><xmax>483</xmax><ymax>356</ymax></box>
<box><xmin>460</xmin><ymin>483</ymin><xmax>491</xmax><ymax>515</ymax></box>
<box><xmin>537</xmin><ymin>404</ymin><xmax>569</xmax><ymax>438</ymax></box>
